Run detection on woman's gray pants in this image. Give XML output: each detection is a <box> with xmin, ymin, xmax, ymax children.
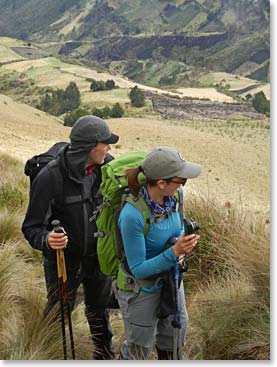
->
<box><xmin>114</xmin><ymin>281</ymin><xmax>188</xmax><ymax>360</ymax></box>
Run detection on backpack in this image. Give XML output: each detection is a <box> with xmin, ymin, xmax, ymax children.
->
<box><xmin>24</xmin><ymin>142</ymin><xmax>68</xmax><ymax>185</ymax></box>
<box><xmin>95</xmin><ymin>151</ymin><xmax>184</xmax><ymax>279</ymax></box>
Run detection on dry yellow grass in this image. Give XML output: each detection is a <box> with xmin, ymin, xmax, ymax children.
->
<box><xmin>199</xmin><ymin>71</ymin><xmax>260</xmax><ymax>90</ymax></box>
<box><xmin>197</xmin><ymin>71</ymin><xmax>270</xmax><ymax>100</ymax></box>
<box><xmin>0</xmin><ymin>93</ymin><xmax>68</xmax><ymax>157</ymax></box>
<box><xmin>0</xmin><ymin>93</ymin><xmax>269</xmax><ymax>217</ymax></box>
<box><xmin>175</xmin><ymin>87</ymin><xmax>234</xmax><ymax>102</ymax></box>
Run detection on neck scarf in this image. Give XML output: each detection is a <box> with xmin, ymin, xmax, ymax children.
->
<box><xmin>141</xmin><ymin>185</ymin><xmax>174</xmax><ymax>216</ymax></box>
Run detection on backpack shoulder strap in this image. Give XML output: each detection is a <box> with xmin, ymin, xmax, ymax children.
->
<box><xmin>125</xmin><ymin>194</ymin><xmax>151</xmax><ymax>236</ymax></box>
<box><xmin>125</xmin><ymin>189</ymin><xmax>184</xmax><ymax>234</ymax></box>
<box><xmin>175</xmin><ymin>187</ymin><xmax>184</xmax><ymax>228</ymax></box>
<box><xmin>114</xmin><ymin>193</ymin><xmax>150</xmax><ymax>272</ymax></box>
<box><xmin>47</xmin><ymin>159</ymin><xmax>64</xmax><ymax>204</ymax></box>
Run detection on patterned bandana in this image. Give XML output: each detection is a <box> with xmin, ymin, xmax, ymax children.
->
<box><xmin>141</xmin><ymin>185</ymin><xmax>174</xmax><ymax>216</ymax></box>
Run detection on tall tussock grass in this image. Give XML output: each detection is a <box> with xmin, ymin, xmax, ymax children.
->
<box><xmin>0</xmin><ymin>154</ymin><xmax>93</xmax><ymax>360</ymax></box>
<box><xmin>0</xmin><ymin>152</ymin><xmax>270</xmax><ymax>360</ymax></box>
<box><xmin>0</xmin><ymin>207</ymin><xmax>22</xmax><ymax>243</ymax></box>
<box><xmin>0</xmin><ymin>241</ymin><xmax>93</xmax><ymax>360</ymax></box>
<box><xmin>0</xmin><ymin>153</ymin><xmax>29</xmax><ymax>212</ymax></box>
<box><xmin>183</xmin><ymin>194</ymin><xmax>270</xmax><ymax>360</ymax></box>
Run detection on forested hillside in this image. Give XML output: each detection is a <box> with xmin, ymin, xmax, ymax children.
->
<box><xmin>0</xmin><ymin>0</ymin><xmax>270</xmax><ymax>86</ymax></box>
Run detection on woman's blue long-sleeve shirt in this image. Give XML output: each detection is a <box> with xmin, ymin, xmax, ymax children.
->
<box><xmin>118</xmin><ymin>200</ymin><xmax>183</xmax><ymax>280</ymax></box>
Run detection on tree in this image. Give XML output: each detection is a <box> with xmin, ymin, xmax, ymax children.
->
<box><xmin>64</xmin><ymin>81</ymin><xmax>81</xmax><ymax>110</ymax></box>
<box><xmin>130</xmin><ymin>86</ymin><xmax>145</xmax><ymax>107</ymax></box>
<box><xmin>40</xmin><ymin>93</ymin><xmax>52</xmax><ymax>112</ymax></box>
<box><xmin>252</xmin><ymin>91</ymin><xmax>270</xmax><ymax>114</ymax></box>
<box><xmin>92</xmin><ymin>107</ymin><xmax>105</xmax><ymax>118</ymax></box>
<box><xmin>110</xmin><ymin>103</ymin><xmax>124</xmax><ymax>118</ymax></box>
<box><xmin>105</xmin><ymin>79</ymin><xmax>116</xmax><ymax>90</ymax></box>
<box><xmin>103</xmin><ymin>105</ymin><xmax>112</xmax><ymax>118</ymax></box>
<box><xmin>64</xmin><ymin>108</ymin><xmax>91</xmax><ymax>127</ymax></box>
<box><xmin>39</xmin><ymin>82</ymin><xmax>81</xmax><ymax>116</ymax></box>
<box><xmin>90</xmin><ymin>79</ymin><xmax>106</xmax><ymax>91</ymax></box>
<box><xmin>90</xmin><ymin>79</ymin><xmax>117</xmax><ymax>91</ymax></box>
<box><xmin>90</xmin><ymin>79</ymin><xmax>100</xmax><ymax>91</ymax></box>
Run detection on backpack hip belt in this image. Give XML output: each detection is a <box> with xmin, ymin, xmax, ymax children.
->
<box><xmin>116</xmin><ymin>263</ymin><xmax>164</xmax><ymax>292</ymax></box>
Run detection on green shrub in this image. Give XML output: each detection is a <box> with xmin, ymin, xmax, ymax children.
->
<box><xmin>130</xmin><ymin>86</ymin><xmax>145</xmax><ymax>107</ymax></box>
<box><xmin>92</xmin><ymin>107</ymin><xmax>105</xmax><ymax>118</ymax></box>
<box><xmin>40</xmin><ymin>82</ymin><xmax>81</xmax><ymax>116</ymax></box>
<box><xmin>252</xmin><ymin>91</ymin><xmax>270</xmax><ymax>114</ymax></box>
<box><xmin>90</xmin><ymin>79</ymin><xmax>117</xmax><ymax>91</ymax></box>
<box><xmin>102</xmin><ymin>105</ymin><xmax>112</xmax><ymax>118</ymax></box>
<box><xmin>110</xmin><ymin>103</ymin><xmax>124</xmax><ymax>118</ymax></box>
<box><xmin>64</xmin><ymin>108</ymin><xmax>91</xmax><ymax>127</ymax></box>
<box><xmin>105</xmin><ymin>79</ymin><xmax>116</xmax><ymax>90</ymax></box>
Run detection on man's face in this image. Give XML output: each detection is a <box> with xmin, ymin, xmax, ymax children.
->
<box><xmin>87</xmin><ymin>143</ymin><xmax>111</xmax><ymax>166</ymax></box>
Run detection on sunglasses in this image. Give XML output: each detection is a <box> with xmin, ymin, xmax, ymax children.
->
<box><xmin>170</xmin><ymin>178</ymin><xmax>187</xmax><ymax>186</ymax></box>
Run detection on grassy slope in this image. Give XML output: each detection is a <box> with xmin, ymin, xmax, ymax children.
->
<box><xmin>0</xmin><ymin>91</ymin><xmax>270</xmax><ymax>217</ymax></box>
<box><xmin>0</xmin><ymin>93</ymin><xmax>270</xmax><ymax>360</ymax></box>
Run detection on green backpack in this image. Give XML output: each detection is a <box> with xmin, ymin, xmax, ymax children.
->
<box><xmin>95</xmin><ymin>151</ymin><xmax>184</xmax><ymax>280</ymax></box>
<box><xmin>95</xmin><ymin>151</ymin><xmax>147</xmax><ymax>276</ymax></box>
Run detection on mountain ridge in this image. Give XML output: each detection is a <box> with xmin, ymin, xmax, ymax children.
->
<box><xmin>0</xmin><ymin>0</ymin><xmax>270</xmax><ymax>86</ymax></box>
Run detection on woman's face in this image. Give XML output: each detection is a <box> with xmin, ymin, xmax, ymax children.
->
<box><xmin>157</xmin><ymin>177</ymin><xmax>187</xmax><ymax>196</ymax></box>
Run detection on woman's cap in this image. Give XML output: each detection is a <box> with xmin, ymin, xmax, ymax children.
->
<box><xmin>70</xmin><ymin>115</ymin><xmax>119</xmax><ymax>146</ymax></box>
<box><xmin>141</xmin><ymin>146</ymin><xmax>201</xmax><ymax>180</ymax></box>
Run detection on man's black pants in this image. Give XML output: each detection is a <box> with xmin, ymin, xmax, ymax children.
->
<box><xmin>43</xmin><ymin>253</ymin><xmax>117</xmax><ymax>359</ymax></box>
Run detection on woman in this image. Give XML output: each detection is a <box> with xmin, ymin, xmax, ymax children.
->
<box><xmin>115</xmin><ymin>146</ymin><xmax>201</xmax><ymax>360</ymax></box>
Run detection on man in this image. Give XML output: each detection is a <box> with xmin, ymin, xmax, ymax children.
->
<box><xmin>22</xmin><ymin>115</ymin><xmax>119</xmax><ymax>359</ymax></box>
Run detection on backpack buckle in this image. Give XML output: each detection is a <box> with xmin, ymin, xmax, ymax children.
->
<box><xmin>93</xmin><ymin>231</ymin><xmax>106</xmax><ymax>238</ymax></box>
<box><xmin>126</xmin><ymin>277</ymin><xmax>135</xmax><ymax>285</ymax></box>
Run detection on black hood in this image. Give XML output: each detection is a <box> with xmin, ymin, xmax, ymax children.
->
<box><xmin>66</xmin><ymin>142</ymin><xmax>95</xmax><ymax>181</ymax></box>
<box><xmin>65</xmin><ymin>115</ymin><xmax>119</xmax><ymax>181</ymax></box>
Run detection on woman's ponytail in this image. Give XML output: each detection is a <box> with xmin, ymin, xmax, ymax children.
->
<box><xmin>125</xmin><ymin>166</ymin><xmax>144</xmax><ymax>198</ymax></box>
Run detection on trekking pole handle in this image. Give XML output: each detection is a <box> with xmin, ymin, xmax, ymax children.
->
<box><xmin>51</xmin><ymin>219</ymin><xmax>64</xmax><ymax>233</ymax></box>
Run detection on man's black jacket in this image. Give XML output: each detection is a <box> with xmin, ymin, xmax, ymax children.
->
<box><xmin>22</xmin><ymin>146</ymin><xmax>113</xmax><ymax>259</ymax></box>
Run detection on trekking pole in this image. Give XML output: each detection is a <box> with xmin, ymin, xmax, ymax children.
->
<box><xmin>172</xmin><ymin>262</ymin><xmax>183</xmax><ymax>360</ymax></box>
<box><xmin>52</xmin><ymin>220</ymin><xmax>76</xmax><ymax>360</ymax></box>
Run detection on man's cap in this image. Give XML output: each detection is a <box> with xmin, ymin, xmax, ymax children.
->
<box><xmin>70</xmin><ymin>115</ymin><xmax>119</xmax><ymax>146</ymax></box>
<box><xmin>141</xmin><ymin>146</ymin><xmax>201</xmax><ymax>180</ymax></box>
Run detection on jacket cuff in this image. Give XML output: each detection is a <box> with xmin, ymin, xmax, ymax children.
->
<box><xmin>43</xmin><ymin>232</ymin><xmax>54</xmax><ymax>252</ymax></box>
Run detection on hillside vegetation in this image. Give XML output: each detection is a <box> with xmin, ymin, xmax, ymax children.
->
<box><xmin>0</xmin><ymin>0</ymin><xmax>270</xmax><ymax>89</ymax></box>
<box><xmin>0</xmin><ymin>99</ymin><xmax>270</xmax><ymax>358</ymax></box>
<box><xmin>0</xmin><ymin>50</ymin><xmax>238</xmax><ymax>104</ymax></box>
<box><xmin>0</xmin><ymin>92</ymin><xmax>270</xmax><ymax>216</ymax></box>
<box><xmin>0</xmin><ymin>37</ymin><xmax>270</xmax><ymax>128</ymax></box>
